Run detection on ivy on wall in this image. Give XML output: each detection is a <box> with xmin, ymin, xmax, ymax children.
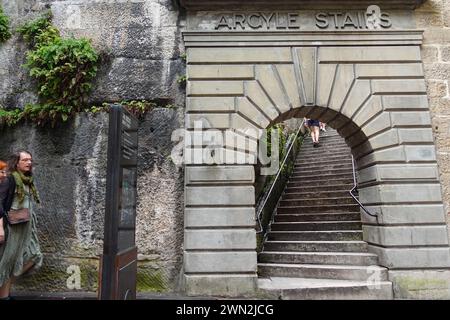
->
<box><xmin>0</xmin><ymin>11</ymin><xmax>99</xmax><ymax>127</ymax></box>
<box><xmin>0</xmin><ymin>11</ymin><xmax>177</xmax><ymax>128</ymax></box>
<box><xmin>0</xmin><ymin>5</ymin><xmax>11</xmax><ymax>43</ymax></box>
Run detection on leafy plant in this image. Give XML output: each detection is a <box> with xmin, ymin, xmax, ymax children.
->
<box><xmin>21</xmin><ymin>103</ymin><xmax>73</xmax><ymax>127</ymax></box>
<box><xmin>17</xmin><ymin>11</ymin><xmax>58</xmax><ymax>48</ymax></box>
<box><xmin>0</xmin><ymin>5</ymin><xmax>11</xmax><ymax>43</ymax></box>
<box><xmin>121</xmin><ymin>100</ymin><xmax>157</xmax><ymax>119</ymax></box>
<box><xmin>0</xmin><ymin>107</ymin><xmax>22</xmax><ymax>126</ymax></box>
<box><xmin>9</xmin><ymin>11</ymin><xmax>100</xmax><ymax>126</ymax></box>
<box><xmin>177</xmin><ymin>74</ymin><xmax>187</xmax><ymax>84</ymax></box>
<box><xmin>23</xmin><ymin>37</ymin><xmax>99</xmax><ymax>107</ymax></box>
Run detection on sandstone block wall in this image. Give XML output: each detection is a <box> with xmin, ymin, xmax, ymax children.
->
<box><xmin>416</xmin><ymin>0</ymin><xmax>450</xmax><ymax>242</ymax></box>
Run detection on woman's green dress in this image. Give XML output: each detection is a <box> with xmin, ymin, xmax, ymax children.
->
<box><xmin>0</xmin><ymin>184</ymin><xmax>43</xmax><ymax>286</ymax></box>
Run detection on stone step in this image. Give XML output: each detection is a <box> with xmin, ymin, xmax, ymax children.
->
<box><xmin>258</xmin><ymin>251</ymin><xmax>379</xmax><ymax>266</ymax></box>
<box><xmin>292</xmin><ymin>168</ymin><xmax>354</xmax><ymax>176</ymax></box>
<box><xmin>298</xmin><ymin>149</ymin><xmax>351</xmax><ymax>156</ymax></box>
<box><xmin>270</xmin><ymin>221</ymin><xmax>362</xmax><ymax>231</ymax></box>
<box><xmin>293</xmin><ymin>164</ymin><xmax>353</xmax><ymax>172</ymax></box>
<box><xmin>263</xmin><ymin>240</ymin><xmax>368</xmax><ymax>252</ymax></box>
<box><xmin>277</xmin><ymin>204</ymin><xmax>360</xmax><ymax>214</ymax></box>
<box><xmin>295</xmin><ymin>158</ymin><xmax>353</xmax><ymax>167</ymax></box>
<box><xmin>297</xmin><ymin>154</ymin><xmax>352</xmax><ymax>163</ymax></box>
<box><xmin>282</xmin><ymin>190</ymin><xmax>351</xmax><ymax>199</ymax></box>
<box><xmin>285</xmin><ymin>184</ymin><xmax>354</xmax><ymax>193</ymax></box>
<box><xmin>300</xmin><ymin>146</ymin><xmax>351</xmax><ymax>153</ymax></box>
<box><xmin>287</xmin><ymin>178</ymin><xmax>354</xmax><ymax>187</ymax></box>
<box><xmin>257</xmin><ymin>277</ymin><xmax>393</xmax><ymax>300</ymax></box>
<box><xmin>257</xmin><ymin>263</ymin><xmax>388</xmax><ymax>281</ymax></box>
<box><xmin>279</xmin><ymin>197</ymin><xmax>356</xmax><ymax>206</ymax></box>
<box><xmin>267</xmin><ymin>230</ymin><xmax>363</xmax><ymax>241</ymax></box>
<box><xmin>274</xmin><ymin>212</ymin><xmax>361</xmax><ymax>222</ymax></box>
<box><xmin>290</xmin><ymin>173</ymin><xmax>353</xmax><ymax>182</ymax></box>
<box><xmin>301</xmin><ymin>144</ymin><xmax>349</xmax><ymax>150</ymax></box>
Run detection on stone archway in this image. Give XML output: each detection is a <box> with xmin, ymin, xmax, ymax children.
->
<box><xmin>182</xmin><ymin>31</ymin><xmax>450</xmax><ymax>297</ymax></box>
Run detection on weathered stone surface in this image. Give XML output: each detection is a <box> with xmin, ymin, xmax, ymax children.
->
<box><xmin>359</xmin><ymin>184</ymin><xmax>443</xmax><ymax>204</ymax></box>
<box><xmin>184</xmin><ymin>252</ymin><xmax>257</xmax><ymax>273</ymax></box>
<box><xmin>245</xmin><ymin>81</ymin><xmax>280</xmax><ymax>120</ymax></box>
<box><xmin>185</xmin><ymin>274</ymin><xmax>257</xmax><ymax>297</ymax></box>
<box><xmin>424</xmin><ymin>63</ymin><xmax>450</xmax><ymax>81</ymax></box>
<box><xmin>187</xmin><ymin>65</ymin><xmax>254</xmax><ymax>80</ymax></box>
<box><xmin>188</xmin><ymin>47</ymin><xmax>292</xmax><ymax>63</ymax></box>
<box><xmin>255</xmin><ymin>65</ymin><xmax>291</xmax><ymax>114</ymax></box>
<box><xmin>352</xmin><ymin>96</ymin><xmax>383</xmax><ymax>128</ymax></box>
<box><xmin>356</xmin><ymin>63</ymin><xmax>423</xmax><ymax>78</ymax></box>
<box><xmin>369</xmin><ymin>246</ymin><xmax>450</xmax><ymax>269</ymax></box>
<box><xmin>0</xmin><ymin>113</ymin><xmax>108</xmax><ymax>290</ymax></box>
<box><xmin>389</xmin><ymin>270</ymin><xmax>450</xmax><ymax>299</ymax></box>
<box><xmin>420</xmin><ymin>45</ymin><xmax>439</xmax><ymax>63</ymax></box>
<box><xmin>363</xmin><ymin>225</ymin><xmax>449</xmax><ymax>246</ymax></box>
<box><xmin>426</xmin><ymin>80</ymin><xmax>449</xmax><ymax>98</ymax></box>
<box><xmin>185</xmin><ymin>166</ymin><xmax>254</xmax><ymax>185</ymax></box>
<box><xmin>319</xmin><ymin>46</ymin><xmax>421</xmax><ymax>63</ymax></box>
<box><xmin>136</xmin><ymin>108</ymin><xmax>184</xmax><ymax>291</ymax></box>
<box><xmin>185</xmin><ymin>229</ymin><xmax>256</xmax><ymax>250</ymax></box>
<box><xmin>91</xmin><ymin>57</ymin><xmax>185</xmax><ymax>105</ymax></box>
<box><xmin>431</xmin><ymin>115</ymin><xmax>450</xmax><ymax>153</ymax></box>
<box><xmin>188</xmin><ymin>80</ymin><xmax>244</xmax><ymax>96</ymax></box>
<box><xmin>1</xmin><ymin>0</ymin><xmax>186</xmax><ymax>108</ymax></box>
<box><xmin>328</xmin><ymin>64</ymin><xmax>354</xmax><ymax>111</ymax></box>
<box><xmin>185</xmin><ymin>207</ymin><xmax>255</xmax><ymax>228</ymax></box>
<box><xmin>441</xmin><ymin>46</ymin><xmax>450</xmax><ymax>62</ymax></box>
<box><xmin>372</xmin><ymin>79</ymin><xmax>427</xmax><ymax>94</ymax></box>
<box><xmin>361</xmin><ymin>204</ymin><xmax>446</xmax><ymax>225</ymax></box>
<box><xmin>382</xmin><ymin>95</ymin><xmax>429</xmax><ymax>111</ymax></box>
<box><xmin>358</xmin><ymin>164</ymin><xmax>439</xmax><ymax>184</ymax></box>
<box><xmin>186</xmin><ymin>97</ymin><xmax>235</xmax><ymax>112</ymax></box>
<box><xmin>185</xmin><ymin>186</ymin><xmax>255</xmax><ymax>205</ymax></box>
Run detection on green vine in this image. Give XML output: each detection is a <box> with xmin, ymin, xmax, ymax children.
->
<box><xmin>0</xmin><ymin>11</ymin><xmax>100</xmax><ymax>127</ymax></box>
<box><xmin>88</xmin><ymin>100</ymin><xmax>158</xmax><ymax>120</ymax></box>
<box><xmin>0</xmin><ymin>5</ymin><xmax>11</xmax><ymax>43</ymax></box>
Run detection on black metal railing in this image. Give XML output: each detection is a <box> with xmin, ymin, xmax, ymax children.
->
<box><xmin>256</xmin><ymin>121</ymin><xmax>305</xmax><ymax>246</ymax></box>
<box><xmin>349</xmin><ymin>155</ymin><xmax>378</xmax><ymax>218</ymax></box>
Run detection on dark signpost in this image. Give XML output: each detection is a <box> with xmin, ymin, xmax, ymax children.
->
<box><xmin>99</xmin><ymin>105</ymin><xmax>139</xmax><ymax>300</ymax></box>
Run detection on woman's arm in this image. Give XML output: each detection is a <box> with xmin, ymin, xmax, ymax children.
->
<box><xmin>0</xmin><ymin>180</ymin><xmax>9</xmax><ymax>219</ymax></box>
<box><xmin>0</xmin><ymin>217</ymin><xmax>4</xmax><ymax>244</ymax></box>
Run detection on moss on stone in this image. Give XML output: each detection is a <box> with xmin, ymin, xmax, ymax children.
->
<box><xmin>395</xmin><ymin>276</ymin><xmax>450</xmax><ymax>299</ymax></box>
<box><xmin>397</xmin><ymin>276</ymin><xmax>449</xmax><ymax>290</ymax></box>
<box><xmin>136</xmin><ymin>268</ymin><xmax>166</xmax><ymax>292</ymax></box>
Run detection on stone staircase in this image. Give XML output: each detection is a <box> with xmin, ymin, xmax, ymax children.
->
<box><xmin>257</xmin><ymin>129</ymin><xmax>393</xmax><ymax>299</ymax></box>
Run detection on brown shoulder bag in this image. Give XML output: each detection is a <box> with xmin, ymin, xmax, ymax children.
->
<box><xmin>7</xmin><ymin>208</ymin><xmax>30</xmax><ymax>225</ymax></box>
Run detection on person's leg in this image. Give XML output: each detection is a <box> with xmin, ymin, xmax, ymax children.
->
<box><xmin>310</xmin><ymin>127</ymin><xmax>315</xmax><ymax>142</ymax></box>
<box><xmin>315</xmin><ymin>126</ymin><xmax>320</xmax><ymax>142</ymax></box>
<box><xmin>0</xmin><ymin>280</ymin><xmax>12</xmax><ymax>299</ymax></box>
<box><xmin>20</xmin><ymin>261</ymin><xmax>35</xmax><ymax>275</ymax></box>
<box><xmin>312</xmin><ymin>126</ymin><xmax>320</xmax><ymax>145</ymax></box>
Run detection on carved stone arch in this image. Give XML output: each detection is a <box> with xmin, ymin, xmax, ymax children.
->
<box><xmin>183</xmin><ymin>32</ymin><xmax>450</xmax><ymax>297</ymax></box>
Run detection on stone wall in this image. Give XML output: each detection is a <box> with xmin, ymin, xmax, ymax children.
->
<box><xmin>415</xmin><ymin>0</ymin><xmax>450</xmax><ymax>243</ymax></box>
<box><xmin>0</xmin><ymin>108</ymin><xmax>184</xmax><ymax>293</ymax></box>
<box><xmin>0</xmin><ymin>0</ymin><xmax>185</xmax><ymax>107</ymax></box>
<box><xmin>0</xmin><ymin>0</ymin><xmax>186</xmax><ymax>293</ymax></box>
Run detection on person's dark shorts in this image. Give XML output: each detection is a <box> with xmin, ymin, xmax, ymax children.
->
<box><xmin>307</xmin><ymin>119</ymin><xmax>320</xmax><ymax>127</ymax></box>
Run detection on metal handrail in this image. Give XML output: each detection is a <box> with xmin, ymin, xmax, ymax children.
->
<box><xmin>256</xmin><ymin>120</ymin><xmax>305</xmax><ymax>234</ymax></box>
<box><xmin>349</xmin><ymin>155</ymin><xmax>378</xmax><ymax>218</ymax></box>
